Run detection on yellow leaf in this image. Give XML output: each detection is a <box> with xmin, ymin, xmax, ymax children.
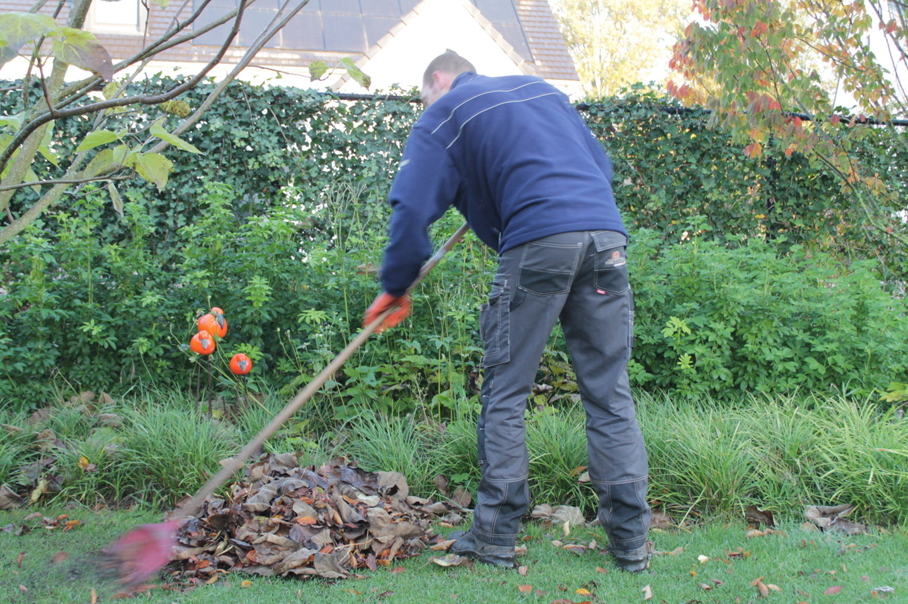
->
<box><xmin>240</xmin><ymin>580</ymin><xmax>253</xmax><ymax>588</ymax></box>
<box><xmin>576</xmin><ymin>588</ymin><xmax>592</xmax><ymax>595</ymax></box>
<box><xmin>78</xmin><ymin>456</ymin><xmax>90</xmax><ymax>470</ymax></box>
<box><xmin>517</xmin><ymin>584</ymin><xmax>533</xmax><ymax>593</ymax></box>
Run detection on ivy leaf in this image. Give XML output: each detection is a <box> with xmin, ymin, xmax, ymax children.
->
<box><xmin>107</xmin><ymin>182</ymin><xmax>124</xmax><ymax>217</ymax></box>
<box><xmin>0</xmin><ymin>13</ymin><xmax>57</xmax><ymax>68</ymax></box>
<box><xmin>309</xmin><ymin>60</ymin><xmax>328</xmax><ymax>81</ymax></box>
<box><xmin>150</xmin><ymin>118</ymin><xmax>202</xmax><ymax>154</ymax></box>
<box><xmin>75</xmin><ymin>130</ymin><xmax>119</xmax><ymax>152</ymax></box>
<box><xmin>340</xmin><ymin>57</ymin><xmax>371</xmax><ymax>90</ymax></box>
<box><xmin>134</xmin><ymin>152</ymin><xmax>173</xmax><ymax>191</ymax></box>
<box><xmin>51</xmin><ymin>27</ymin><xmax>114</xmax><ymax>81</ymax></box>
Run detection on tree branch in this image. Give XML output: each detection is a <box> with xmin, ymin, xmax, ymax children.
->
<box><xmin>0</xmin><ymin>174</ymin><xmax>130</xmax><ymax>193</ymax></box>
<box><xmin>154</xmin><ymin>0</ymin><xmax>313</xmax><ymax>145</ymax></box>
<box><xmin>0</xmin><ymin>0</ymin><xmax>250</xmax><ymax>178</ymax></box>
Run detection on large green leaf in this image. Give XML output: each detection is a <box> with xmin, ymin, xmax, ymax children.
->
<box><xmin>0</xmin><ymin>13</ymin><xmax>56</xmax><ymax>68</ymax></box>
<box><xmin>340</xmin><ymin>57</ymin><xmax>371</xmax><ymax>90</ymax></box>
<box><xmin>75</xmin><ymin>129</ymin><xmax>119</xmax><ymax>152</ymax></box>
<box><xmin>50</xmin><ymin>27</ymin><xmax>114</xmax><ymax>81</ymax></box>
<box><xmin>149</xmin><ymin>119</ymin><xmax>202</xmax><ymax>154</ymax></box>
<box><xmin>107</xmin><ymin>181</ymin><xmax>124</xmax><ymax>217</ymax></box>
<box><xmin>38</xmin><ymin>120</ymin><xmax>58</xmax><ymax>166</ymax></box>
<box><xmin>0</xmin><ymin>111</ymin><xmax>25</xmax><ymax>131</ymax></box>
<box><xmin>134</xmin><ymin>152</ymin><xmax>173</xmax><ymax>191</ymax></box>
<box><xmin>23</xmin><ymin>166</ymin><xmax>41</xmax><ymax>192</ymax></box>
<box><xmin>83</xmin><ymin>148</ymin><xmax>114</xmax><ymax>178</ymax></box>
<box><xmin>309</xmin><ymin>60</ymin><xmax>328</xmax><ymax>81</ymax></box>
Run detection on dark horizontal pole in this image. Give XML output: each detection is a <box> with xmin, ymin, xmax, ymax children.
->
<box><xmin>328</xmin><ymin>91</ymin><xmax>908</xmax><ymax>127</ymax></box>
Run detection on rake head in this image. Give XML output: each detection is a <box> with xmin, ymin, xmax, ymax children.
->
<box><xmin>99</xmin><ymin>519</ymin><xmax>182</xmax><ymax>587</ymax></box>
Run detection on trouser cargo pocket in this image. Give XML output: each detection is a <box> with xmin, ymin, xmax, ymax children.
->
<box><xmin>480</xmin><ymin>278</ymin><xmax>510</xmax><ymax>368</ymax></box>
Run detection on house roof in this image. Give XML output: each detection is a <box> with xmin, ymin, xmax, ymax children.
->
<box><xmin>216</xmin><ymin>0</ymin><xmax>578</xmax><ymax>83</ymax></box>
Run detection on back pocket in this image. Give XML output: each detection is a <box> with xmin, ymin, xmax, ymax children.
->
<box><xmin>592</xmin><ymin>232</ymin><xmax>629</xmax><ymax>294</ymax></box>
<box><xmin>517</xmin><ymin>241</ymin><xmax>582</xmax><ymax>295</ymax></box>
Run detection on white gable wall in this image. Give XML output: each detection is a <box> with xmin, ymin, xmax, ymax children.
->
<box><xmin>337</xmin><ymin>0</ymin><xmax>526</xmax><ymax>94</ymax></box>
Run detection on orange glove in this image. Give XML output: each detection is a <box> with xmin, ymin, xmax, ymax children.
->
<box><xmin>363</xmin><ymin>292</ymin><xmax>412</xmax><ymax>333</ymax></box>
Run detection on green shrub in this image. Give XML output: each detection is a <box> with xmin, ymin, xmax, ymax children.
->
<box><xmin>630</xmin><ymin>232</ymin><xmax>908</xmax><ymax>400</ymax></box>
<box><xmin>2</xmin><ymin>81</ymin><xmax>907</xmax><ymax>411</ymax></box>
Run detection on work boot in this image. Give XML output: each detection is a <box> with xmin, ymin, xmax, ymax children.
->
<box><xmin>609</xmin><ymin>544</ymin><xmax>651</xmax><ymax>573</ymax></box>
<box><xmin>448</xmin><ymin>530</ymin><xmax>517</xmax><ymax>569</ymax></box>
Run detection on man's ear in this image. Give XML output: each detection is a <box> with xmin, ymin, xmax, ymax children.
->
<box><xmin>433</xmin><ymin>71</ymin><xmax>455</xmax><ymax>94</ymax></box>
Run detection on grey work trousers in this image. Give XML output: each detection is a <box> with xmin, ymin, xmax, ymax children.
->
<box><xmin>473</xmin><ymin>230</ymin><xmax>651</xmax><ymax>552</ymax></box>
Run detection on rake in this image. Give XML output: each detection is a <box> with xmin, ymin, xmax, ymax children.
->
<box><xmin>101</xmin><ymin>222</ymin><xmax>470</xmax><ymax>586</ymax></box>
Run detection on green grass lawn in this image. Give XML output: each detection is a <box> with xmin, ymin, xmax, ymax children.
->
<box><xmin>2</xmin><ymin>507</ymin><xmax>906</xmax><ymax>603</ymax></box>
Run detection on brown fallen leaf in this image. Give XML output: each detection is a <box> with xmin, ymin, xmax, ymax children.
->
<box><xmin>642</xmin><ymin>584</ymin><xmax>653</xmax><ymax>600</ymax></box>
<box><xmin>649</xmin><ymin>509</ymin><xmax>673</xmax><ymax>529</ymax></box>
<box><xmin>428</xmin><ymin>554</ymin><xmax>471</xmax><ymax>567</ymax></box>
<box><xmin>518</xmin><ymin>584</ymin><xmax>533</xmax><ymax>593</ymax></box>
<box><xmin>91</xmin><ymin>587</ymin><xmax>97</xmax><ymax>604</ymax></box>
<box><xmin>19</xmin><ymin>585</ymin><xmax>27</xmax><ymax>592</ymax></box>
<box><xmin>752</xmin><ymin>577</ymin><xmax>770</xmax><ymax>597</ymax></box>
<box><xmin>698</xmin><ymin>583</ymin><xmax>712</xmax><ymax>590</ymax></box>
<box><xmin>16</xmin><ymin>552</ymin><xmax>24</xmax><ymax>567</ymax></box>
<box><xmin>727</xmin><ymin>547</ymin><xmax>751</xmax><ymax>559</ymax></box>
<box><xmin>825</xmin><ymin>585</ymin><xmax>843</xmax><ymax>595</ymax></box>
<box><xmin>430</xmin><ymin>539</ymin><xmax>455</xmax><ymax>551</ymax></box>
<box><xmin>389</xmin><ymin>566</ymin><xmax>405</xmax><ymax>574</ymax></box>
<box><xmin>51</xmin><ymin>551</ymin><xmax>68</xmax><ymax>564</ymax></box>
<box><xmin>518</xmin><ymin>565</ymin><xmax>529</xmax><ymax>576</ymax></box>
<box><xmin>0</xmin><ymin>484</ymin><xmax>23</xmax><ymax>510</ymax></box>
<box><xmin>744</xmin><ymin>505</ymin><xmax>775</xmax><ymax>527</ymax></box>
<box><xmin>562</xmin><ymin>544</ymin><xmax>587</xmax><ymax>554</ymax></box>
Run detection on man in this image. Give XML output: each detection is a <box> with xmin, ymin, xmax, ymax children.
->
<box><xmin>364</xmin><ymin>51</ymin><xmax>652</xmax><ymax>572</ymax></box>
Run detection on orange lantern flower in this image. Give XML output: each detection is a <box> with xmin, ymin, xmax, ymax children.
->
<box><xmin>190</xmin><ymin>330</ymin><xmax>216</xmax><ymax>355</ymax></box>
<box><xmin>229</xmin><ymin>353</ymin><xmax>252</xmax><ymax>375</ymax></box>
<box><xmin>197</xmin><ymin>313</ymin><xmax>227</xmax><ymax>338</ymax></box>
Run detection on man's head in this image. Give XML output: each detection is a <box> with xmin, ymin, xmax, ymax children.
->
<box><xmin>421</xmin><ymin>50</ymin><xmax>476</xmax><ymax>107</ymax></box>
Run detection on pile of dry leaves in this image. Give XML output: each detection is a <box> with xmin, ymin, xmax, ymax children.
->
<box><xmin>165</xmin><ymin>453</ymin><xmax>466</xmax><ymax>581</ymax></box>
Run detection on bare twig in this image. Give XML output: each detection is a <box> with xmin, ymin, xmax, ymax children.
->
<box><xmin>0</xmin><ymin>0</ymin><xmax>250</xmax><ymax>178</ymax></box>
<box><xmin>0</xmin><ymin>174</ymin><xmax>130</xmax><ymax>193</ymax></box>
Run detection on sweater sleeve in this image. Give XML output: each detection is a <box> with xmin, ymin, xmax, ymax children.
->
<box><xmin>380</xmin><ymin>124</ymin><xmax>461</xmax><ymax>297</ymax></box>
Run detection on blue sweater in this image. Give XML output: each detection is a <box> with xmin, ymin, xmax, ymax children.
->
<box><xmin>381</xmin><ymin>72</ymin><xmax>626</xmax><ymax>297</ymax></box>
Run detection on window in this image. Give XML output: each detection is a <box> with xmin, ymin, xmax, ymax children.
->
<box><xmin>86</xmin><ymin>0</ymin><xmax>146</xmax><ymax>35</ymax></box>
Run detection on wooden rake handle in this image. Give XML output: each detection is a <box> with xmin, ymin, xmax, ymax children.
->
<box><xmin>177</xmin><ymin>222</ymin><xmax>471</xmax><ymax>518</ymax></box>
